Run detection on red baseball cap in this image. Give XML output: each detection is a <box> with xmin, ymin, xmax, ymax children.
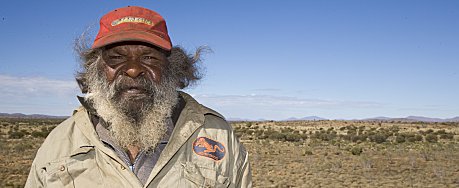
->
<box><xmin>92</xmin><ymin>6</ymin><xmax>172</xmax><ymax>51</ymax></box>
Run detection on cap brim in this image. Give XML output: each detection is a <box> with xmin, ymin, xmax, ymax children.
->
<box><xmin>91</xmin><ymin>30</ymin><xmax>172</xmax><ymax>50</ymax></box>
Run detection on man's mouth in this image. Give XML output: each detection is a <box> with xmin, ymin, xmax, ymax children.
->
<box><xmin>120</xmin><ymin>87</ymin><xmax>148</xmax><ymax>97</ymax></box>
<box><xmin>126</xmin><ymin>87</ymin><xmax>145</xmax><ymax>94</ymax></box>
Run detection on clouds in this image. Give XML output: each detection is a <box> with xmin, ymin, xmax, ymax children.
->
<box><xmin>0</xmin><ymin>74</ymin><xmax>453</xmax><ymax>119</ymax></box>
<box><xmin>194</xmin><ymin>94</ymin><xmax>383</xmax><ymax>109</ymax></box>
<box><xmin>0</xmin><ymin>75</ymin><xmax>78</xmax><ymax>97</ymax></box>
<box><xmin>0</xmin><ymin>74</ymin><xmax>80</xmax><ymax>115</ymax></box>
<box><xmin>193</xmin><ymin>94</ymin><xmax>384</xmax><ymax>120</ymax></box>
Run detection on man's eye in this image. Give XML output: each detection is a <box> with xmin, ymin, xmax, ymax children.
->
<box><xmin>143</xmin><ymin>56</ymin><xmax>157</xmax><ymax>60</ymax></box>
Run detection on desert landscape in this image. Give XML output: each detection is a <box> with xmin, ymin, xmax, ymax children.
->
<box><xmin>1</xmin><ymin>118</ymin><xmax>458</xmax><ymax>187</ymax></box>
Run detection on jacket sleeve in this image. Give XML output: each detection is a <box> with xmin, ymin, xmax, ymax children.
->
<box><xmin>25</xmin><ymin>161</ymin><xmax>44</xmax><ymax>188</ymax></box>
<box><xmin>236</xmin><ymin>149</ymin><xmax>252</xmax><ymax>188</ymax></box>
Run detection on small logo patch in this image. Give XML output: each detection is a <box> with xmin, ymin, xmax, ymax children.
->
<box><xmin>193</xmin><ymin>137</ymin><xmax>226</xmax><ymax>161</ymax></box>
<box><xmin>111</xmin><ymin>16</ymin><xmax>153</xmax><ymax>26</ymax></box>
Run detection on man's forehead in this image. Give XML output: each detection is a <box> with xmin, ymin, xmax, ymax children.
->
<box><xmin>103</xmin><ymin>41</ymin><xmax>164</xmax><ymax>52</ymax></box>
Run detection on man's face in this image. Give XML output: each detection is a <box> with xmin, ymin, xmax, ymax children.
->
<box><xmin>100</xmin><ymin>42</ymin><xmax>169</xmax><ymax>117</ymax></box>
<box><xmin>85</xmin><ymin>42</ymin><xmax>178</xmax><ymax>150</ymax></box>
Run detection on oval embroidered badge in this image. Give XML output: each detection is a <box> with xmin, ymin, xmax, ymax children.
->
<box><xmin>192</xmin><ymin>137</ymin><xmax>226</xmax><ymax>161</ymax></box>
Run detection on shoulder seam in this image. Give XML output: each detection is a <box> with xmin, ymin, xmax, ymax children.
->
<box><xmin>200</xmin><ymin>104</ymin><xmax>225</xmax><ymax>120</ymax></box>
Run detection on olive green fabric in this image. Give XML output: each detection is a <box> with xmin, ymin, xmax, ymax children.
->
<box><xmin>25</xmin><ymin>92</ymin><xmax>252</xmax><ymax>188</ymax></box>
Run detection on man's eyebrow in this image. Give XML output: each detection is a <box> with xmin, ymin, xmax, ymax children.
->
<box><xmin>111</xmin><ymin>47</ymin><xmax>128</xmax><ymax>54</ymax></box>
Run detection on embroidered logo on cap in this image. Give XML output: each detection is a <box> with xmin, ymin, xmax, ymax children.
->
<box><xmin>193</xmin><ymin>137</ymin><xmax>226</xmax><ymax>161</ymax></box>
<box><xmin>111</xmin><ymin>16</ymin><xmax>153</xmax><ymax>26</ymax></box>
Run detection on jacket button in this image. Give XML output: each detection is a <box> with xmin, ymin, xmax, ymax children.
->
<box><xmin>59</xmin><ymin>165</ymin><xmax>65</xmax><ymax>171</ymax></box>
<box><xmin>121</xmin><ymin>165</ymin><xmax>126</xmax><ymax>170</ymax></box>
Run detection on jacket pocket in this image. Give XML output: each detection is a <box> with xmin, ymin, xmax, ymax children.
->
<box><xmin>43</xmin><ymin>146</ymin><xmax>102</xmax><ymax>187</ymax></box>
<box><xmin>181</xmin><ymin>162</ymin><xmax>229</xmax><ymax>188</ymax></box>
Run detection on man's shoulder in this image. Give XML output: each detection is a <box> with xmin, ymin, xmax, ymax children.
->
<box><xmin>45</xmin><ymin>107</ymin><xmax>90</xmax><ymax>141</ymax></box>
<box><xmin>34</xmin><ymin>107</ymin><xmax>93</xmax><ymax>165</ymax></box>
<box><xmin>179</xmin><ymin>92</ymin><xmax>229</xmax><ymax>128</ymax></box>
<box><xmin>179</xmin><ymin>92</ymin><xmax>224</xmax><ymax>117</ymax></box>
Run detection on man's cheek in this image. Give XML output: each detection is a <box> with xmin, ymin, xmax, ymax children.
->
<box><xmin>101</xmin><ymin>64</ymin><xmax>118</xmax><ymax>82</ymax></box>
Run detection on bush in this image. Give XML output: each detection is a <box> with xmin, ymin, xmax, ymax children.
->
<box><xmin>396</xmin><ymin>135</ymin><xmax>406</xmax><ymax>143</ymax></box>
<box><xmin>425</xmin><ymin>134</ymin><xmax>438</xmax><ymax>143</ymax></box>
<box><xmin>14</xmin><ymin>142</ymin><xmax>33</xmax><ymax>152</ymax></box>
<box><xmin>312</xmin><ymin>131</ymin><xmax>337</xmax><ymax>141</ymax></box>
<box><xmin>436</xmin><ymin>129</ymin><xmax>446</xmax><ymax>135</ymax></box>
<box><xmin>406</xmin><ymin>134</ymin><xmax>423</xmax><ymax>142</ymax></box>
<box><xmin>350</xmin><ymin>135</ymin><xmax>367</xmax><ymax>143</ymax></box>
<box><xmin>245</xmin><ymin>129</ymin><xmax>254</xmax><ymax>135</ymax></box>
<box><xmin>351</xmin><ymin>146</ymin><xmax>363</xmax><ymax>155</ymax></box>
<box><xmin>285</xmin><ymin>133</ymin><xmax>302</xmax><ymax>142</ymax></box>
<box><xmin>9</xmin><ymin>131</ymin><xmax>25</xmax><ymax>139</ymax></box>
<box><xmin>268</xmin><ymin>132</ymin><xmax>286</xmax><ymax>141</ymax></box>
<box><xmin>303</xmin><ymin>149</ymin><xmax>313</xmax><ymax>156</ymax></box>
<box><xmin>439</xmin><ymin>133</ymin><xmax>454</xmax><ymax>140</ymax></box>
<box><xmin>31</xmin><ymin>131</ymin><xmax>48</xmax><ymax>138</ymax></box>
<box><xmin>369</xmin><ymin>133</ymin><xmax>388</xmax><ymax>144</ymax></box>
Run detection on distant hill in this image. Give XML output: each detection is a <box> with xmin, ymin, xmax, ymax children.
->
<box><xmin>227</xmin><ymin>117</ymin><xmax>252</xmax><ymax>122</ymax></box>
<box><xmin>0</xmin><ymin>113</ymin><xmax>68</xmax><ymax>119</ymax></box>
<box><xmin>362</xmin><ymin>116</ymin><xmax>459</xmax><ymax>122</ymax></box>
<box><xmin>228</xmin><ymin>115</ymin><xmax>459</xmax><ymax>122</ymax></box>
<box><xmin>446</xmin><ymin>117</ymin><xmax>459</xmax><ymax>122</ymax></box>
<box><xmin>363</xmin><ymin>116</ymin><xmax>392</xmax><ymax>121</ymax></box>
<box><xmin>2</xmin><ymin>112</ymin><xmax>458</xmax><ymax>122</ymax></box>
<box><xmin>284</xmin><ymin>116</ymin><xmax>327</xmax><ymax>121</ymax></box>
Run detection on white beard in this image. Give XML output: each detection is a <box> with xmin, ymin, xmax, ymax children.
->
<box><xmin>84</xmin><ymin>59</ymin><xmax>178</xmax><ymax>151</ymax></box>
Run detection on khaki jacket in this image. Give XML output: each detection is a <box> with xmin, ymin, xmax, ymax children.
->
<box><xmin>25</xmin><ymin>93</ymin><xmax>251</xmax><ymax>188</ymax></box>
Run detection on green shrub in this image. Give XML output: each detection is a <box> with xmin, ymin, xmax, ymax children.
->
<box><xmin>269</xmin><ymin>132</ymin><xmax>286</xmax><ymax>141</ymax></box>
<box><xmin>405</xmin><ymin>134</ymin><xmax>423</xmax><ymax>142</ymax></box>
<box><xmin>9</xmin><ymin>131</ymin><xmax>25</xmax><ymax>139</ymax></box>
<box><xmin>396</xmin><ymin>135</ymin><xmax>406</xmax><ymax>143</ymax></box>
<box><xmin>351</xmin><ymin>146</ymin><xmax>363</xmax><ymax>155</ymax></box>
<box><xmin>312</xmin><ymin>131</ymin><xmax>337</xmax><ymax>141</ymax></box>
<box><xmin>303</xmin><ymin>149</ymin><xmax>313</xmax><ymax>156</ymax></box>
<box><xmin>436</xmin><ymin>129</ymin><xmax>446</xmax><ymax>135</ymax></box>
<box><xmin>425</xmin><ymin>134</ymin><xmax>438</xmax><ymax>143</ymax></box>
<box><xmin>14</xmin><ymin>142</ymin><xmax>33</xmax><ymax>152</ymax></box>
<box><xmin>439</xmin><ymin>133</ymin><xmax>454</xmax><ymax>140</ymax></box>
<box><xmin>369</xmin><ymin>133</ymin><xmax>388</xmax><ymax>144</ymax></box>
<box><xmin>31</xmin><ymin>131</ymin><xmax>48</xmax><ymax>138</ymax></box>
<box><xmin>285</xmin><ymin>133</ymin><xmax>302</xmax><ymax>142</ymax></box>
<box><xmin>351</xmin><ymin>135</ymin><xmax>367</xmax><ymax>143</ymax></box>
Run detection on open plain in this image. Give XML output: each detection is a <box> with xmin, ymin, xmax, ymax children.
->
<box><xmin>1</xmin><ymin>118</ymin><xmax>458</xmax><ymax>187</ymax></box>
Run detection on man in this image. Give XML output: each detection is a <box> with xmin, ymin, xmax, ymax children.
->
<box><xmin>25</xmin><ymin>6</ymin><xmax>251</xmax><ymax>188</ymax></box>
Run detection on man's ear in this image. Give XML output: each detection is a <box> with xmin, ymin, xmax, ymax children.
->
<box><xmin>76</xmin><ymin>77</ymin><xmax>88</xmax><ymax>93</ymax></box>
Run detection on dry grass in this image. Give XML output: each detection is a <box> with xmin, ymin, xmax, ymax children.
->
<box><xmin>1</xmin><ymin>118</ymin><xmax>458</xmax><ymax>187</ymax></box>
<box><xmin>234</xmin><ymin>120</ymin><xmax>459</xmax><ymax>187</ymax></box>
<box><xmin>0</xmin><ymin>118</ymin><xmax>60</xmax><ymax>188</ymax></box>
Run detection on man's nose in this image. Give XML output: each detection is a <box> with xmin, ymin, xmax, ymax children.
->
<box><xmin>124</xmin><ymin>61</ymin><xmax>145</xmax><ymax>78</ymax></box>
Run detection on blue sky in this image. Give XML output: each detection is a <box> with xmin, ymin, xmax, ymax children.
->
<box><xmin>0</xmin><ymin>1</ymin><xmax>458</xmax><ymax>120</ymax></box>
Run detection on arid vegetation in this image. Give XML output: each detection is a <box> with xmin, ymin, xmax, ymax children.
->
<box><xmin>1</xmin><ymin>118</ymin><xmax>458</xmax><ymax>187</ymax></box>
<box><xmin>234</xmin><ymin>120</ymin><xmax>459</xmax><ymax>187</ymax></box>
<box><xmin>0</xmin><ymin>118</ymin><xmax>62</xmax><ymax>188</ymax></box>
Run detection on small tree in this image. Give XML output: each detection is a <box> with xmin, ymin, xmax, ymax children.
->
<box><xmin>396</xmin><ymin>135</ymin><xmax>406</xmax><ymax>143</ymax></box>
<box><xmin>425</xmin><ymin>134</ymin><xmax>438</xmax><ymax>143</ymax></box>
<box><xmin>351</xmin><ymin>146</ymin><xmax>363</xmax><ymax>155</ymax></box>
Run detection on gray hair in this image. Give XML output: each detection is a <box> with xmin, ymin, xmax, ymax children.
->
<box><xmin>74</xmin><ymin>35</ymin><xmax>207</xmax><ymax>93</ymax></box>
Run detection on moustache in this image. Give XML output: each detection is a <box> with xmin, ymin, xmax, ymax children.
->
<box><xmin>111</xmin><ymin>76</ymin><xmax>155</xmax><ymax>96</ymax></box>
